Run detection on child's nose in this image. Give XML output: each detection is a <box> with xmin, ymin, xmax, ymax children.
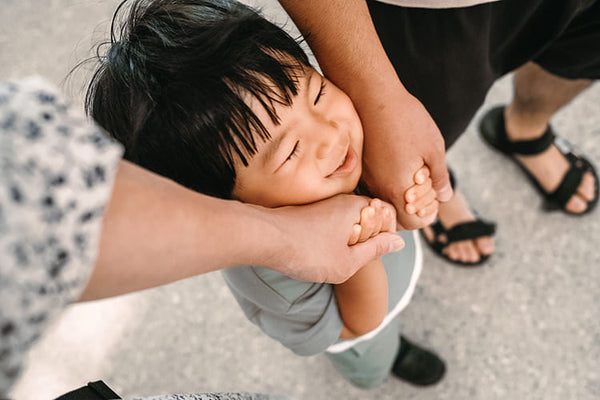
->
<box><xmin>315</xmin><ymin>120</ymin><xmax>341</xmax><ymax>160</ymax></box>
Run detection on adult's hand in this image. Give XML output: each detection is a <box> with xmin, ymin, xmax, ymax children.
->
<box><xmin>358</xmin><ymin>89</ymin><xmax>449</xmax><ymax>230</ymax></box>
<box><xmin>82</xmin><ymin>162</ymin><xmax>403</xmax><ymax>300</ymax></box>
<box><xmin>279</xmin><ymin>0</ymin><xmax>453</xmax><ymax>230</ymax></box>
<box><xmin>263</xmin><ymin>194</ymin><xmax>404</xmax><ymax>284</ymax></box>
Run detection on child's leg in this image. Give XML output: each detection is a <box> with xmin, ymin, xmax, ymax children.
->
<box><xmin>325</xmin><ymin>231</ymin><xmax>445</xmax><ymax>388</ymax></box>
<box><xmin>325</xmin><ymin>317</ymin><xmax>401</xmax><ymax>389</ymax></box>
<box><xmin>326</xmin><ymin>316</ymin><xmax>445</xmax><ymax>388</ymax></box>
<box><xmin>336</xmin><ymin>258</ymin><xmax>388</xmax><ymax>339</ymax></box>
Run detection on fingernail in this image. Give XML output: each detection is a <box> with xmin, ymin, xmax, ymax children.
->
<box><xmin>437</xmin><ymin>184</ymin><xmax>453</xmax><ymax>202</ymax></box>
<box><xmin>406</xmin><ymin>204</ymin><xmax>415</xmax><ymax>214</ymax></box>
<box><xmin>389</xmin><ymin>236</ymin><xmax>405</xmax><ymax>252</ymax></box>
<box><xmin>407</xmin><ymin>193</ymin><xmax>415</xmax><ymax>202</ymax></box>
<box><xmin>372</xmin><ymin>198</ymin><xmax>381</xmax><ymax>207</ymax></box>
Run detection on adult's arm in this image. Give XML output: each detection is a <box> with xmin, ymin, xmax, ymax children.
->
<box><xmin>278</xmin><ymin>0</ymin><xmax>453</xmax><ymax>229</ymax></box>
<box><xmin>0</xmin><ymin>77</ymin><xmax>401</xmax><ymax>394</ymax></box>
<box><xmin>82</xmin><ymin>161</ymin><xmax>404</xmax><ymax>300</ymax></box>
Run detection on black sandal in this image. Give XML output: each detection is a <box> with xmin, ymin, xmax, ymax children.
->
<box><xmin>420</xmin><ymin>171</ymin><xmax>497</xmax><ymax>267</ymax></box>
<box><xmin>479</xmin><ymin>106</ymin><xmax>599</xmax><ymax>215</ymax></box>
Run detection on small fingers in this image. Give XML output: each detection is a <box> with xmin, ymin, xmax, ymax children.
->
<box><xmin>348</xmin><ymin>223</ymin><xmax>362</xmax><ymax>246</ymax></box>
<box><xmin>358</xmin><ymin>205</ymin><xmax>382</xmax><ymax>242</ymax></box>
<box><xmin>405</xmin><ymin>178</ymin><xmax>433</xmax><ymax>206</ymax></box>
<box><xmin>416</xmin><ymin>200</ymin><xmax>439</xmax><ymax>219</ymax></box>
<box><xmin>369</xmin><ymin>198</ymin><xmax>383</xmax><ymax>209</ymax></box>
<box><xmin>370</xmin><ymin>198</ymin><xmax>396</xmax><ymax>233</ymax></box>
<box><xmin>414</xmin><ymin>165</ymin><xmax>431</xmax><ymax>185</ymax></box>
<box><xmin>354</xmin><ymin>199</ymin><xmax>397</xmax><ymax>245</ymax></box>
<box><xmin>408</xmin><ymin>187</ymin><xmax>437</xmax><ymax>214</ymax></box>
<box><xmin>367</xmin><ymin>199</ymin><xmax>397</xmax><ymax>234</ymax></box>
<box><xmin>380</xmin><ymin>203</ymin><xmax>397</xmax><ymax>233</ymax></box>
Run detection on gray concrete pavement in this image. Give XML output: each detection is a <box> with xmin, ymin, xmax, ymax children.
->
<box><xmin>2</xmin><ymin>1</ymin><xmax>599</xmax><ymax>399</ymax></box>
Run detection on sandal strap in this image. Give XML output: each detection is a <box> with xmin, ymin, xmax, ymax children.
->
<box><xmin>428</xmin><ymin>221</ymin><xmax>448</xmax><ymax>253</ymax></box>
<box><xmin>505</xmin><ymin>126</ymin><xmax>556</xmax><ymax>155</ymax></box>
<box><xmin>446</xmin><ymin>220</ymin><xmax>496</xmax><ymax>243</ymax></box>
<box><xmin>429</xmin><ymin>220</ymin><xmax>446</xmax><ymax>237</ymax></box>
<box><xmin>547</xmin><ymin>153</ymin><xmax>587</xmax><ymax>209</ymax></box>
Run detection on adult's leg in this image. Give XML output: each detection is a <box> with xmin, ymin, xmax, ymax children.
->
<box><xmin>326</xmin><ymin>318</ymin><xmax>445</xmax><ymax>388</ymax></box>
<box><xmin>367</xmin><ymin>1</ymin><xmax>501</xmax><ymax>264</ymax></box>
<box><xmin>325</xmin><ymin>231</ymin><xmax>444</xmax><ymax>387</ymax></box>
<box><xmin>368</xmin><ymin>0</ymin><xmax>599</xmax><ymax>263</ymax></box>
<box><xmin>504</xmin><ymin>62</ymin><xmax>595</xmax><ymax>213</ymax></box>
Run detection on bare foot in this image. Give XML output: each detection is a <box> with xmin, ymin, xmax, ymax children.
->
<box><xmin>421</xmin><ymin>190</ymin><xmax>494</xmax><ymax>264</ymax></box>
<box><xmin>504</xmin><ymin>106</ymin><xmax>596</xmax><ymax>214</ymax></box>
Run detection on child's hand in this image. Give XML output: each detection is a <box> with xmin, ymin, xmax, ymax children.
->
<box><xmin>404</xmin><ymin>165</ymin><xmax>439</xmax><ymax>219</ymax></box>
<box><xmin>348</xmin><ymin>198</ymin><xmax>397</xmax><ymax>245</ymax></box>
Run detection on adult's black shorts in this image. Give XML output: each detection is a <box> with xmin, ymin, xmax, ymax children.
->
<box><xmin>367</xmin><ymin>0</ymin><xmax>600</xmax><ymax>147</ymax></box>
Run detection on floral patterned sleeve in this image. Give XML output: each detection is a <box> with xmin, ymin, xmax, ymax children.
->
<box><xmin>0</xmin><ymin>79</ymin><xmax>291</xmax><ymax>400</ymax></box>
<box><xmin>0</xmin><ymin>77</ymin><xmax>123</xmax><ymax>394</ymax></box>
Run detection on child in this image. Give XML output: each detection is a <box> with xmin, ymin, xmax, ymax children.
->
<box><xmin>86</xmin><ymin>0</ymin><xmax>445</xmax><ymax>388</ymax></box>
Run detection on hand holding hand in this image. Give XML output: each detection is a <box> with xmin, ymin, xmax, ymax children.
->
<box><xmin>359</xmin><ymin>94</ymin><xmax>451</xmax><ymax>230</ymax></box>
<box><xmin>347</xmin><ymin>198</ymin><xmax>397</xmax><ymax>245</ymax></box>
<box><xmin>402</xmin><ymin>165</ymin><xmax>439</xmax><ymax>227</ymax></box>
<box><xmin>266</xmin><ymin>194</ymin><xmax>405</xmax><ymax>284</ymax></box>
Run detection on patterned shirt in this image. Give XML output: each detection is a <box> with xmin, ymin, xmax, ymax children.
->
<box><xmin>375</xmin><ymin>0</ymin><xmax>500</xmax><ymax>8</ymax></box>
<box><xmin>0</xmin><ymin>78</ymin><xmax>287</xmax><ymax>400</ymax></box>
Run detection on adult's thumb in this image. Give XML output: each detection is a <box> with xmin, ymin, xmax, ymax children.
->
<box><xmin>432</xmin><ymin>167</ymin><xmax>453</xmax><ymax>203</ymax></box>
<box><xmin>423</xmin><ymin>136</ymin><xmax>453</xmax><ymax>203</ymax></box>
<box><xmin>351</xmin><ymin>232</ymin><xmax>405</xmax><ymax>266</ymax></box>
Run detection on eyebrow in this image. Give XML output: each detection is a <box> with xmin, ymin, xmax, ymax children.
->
<box><xmin>260</xmin><ymin>71</ymin><xmax>315</xmax><ymax>169</ymax></box>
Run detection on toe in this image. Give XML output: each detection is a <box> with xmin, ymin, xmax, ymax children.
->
<box><xmin>446</xmin><ymin>242</ymin><xmax>477</xmax><ymax>264</ymax></box>
<box><xmin>475</xmin><ymin>236</ymin><xmax>494</xmax><ymax>256</ymax></box>
<box><xmin>451</xmin><ymin>245</ymin><xmax>465</xmax><ymax>263</ymax></box>
<box><xmin>577</xmin><ymin>172</ymin><xmax>596</xmax><ymax>203</ymax></box>
<box><xmin>444</xmin><ymin>241</ymin><xmax>482</xmax><ymax>264</ymax></box>
<box><xmin>442</xmin><ymin>243</ymin><xmax>459</xmax><ymax>261</ymax></box>
<box><xmin>565</xmin><ymin>194</ymin><xmax>588</xmax><ymax>214</ymax></box>
<box><xmin>564</xmin><ymin>171</ymin><xmax>596</xmax><ymax>214</ymax></box>
<box><xmin>461</xmin><ymin>241</ymin><xmax>480</xmax><ymax>263</ymax></box>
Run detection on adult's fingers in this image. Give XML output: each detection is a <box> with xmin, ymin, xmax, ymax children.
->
<box><xmin>348</xmin><ymin>232</ymin><xmax>404</xmax><ymax>275</ymax></box>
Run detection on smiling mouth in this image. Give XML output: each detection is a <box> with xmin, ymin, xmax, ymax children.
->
<box><xmin>328</xmin><ymin>146</ymin><xmax>358</xmax><ymax>177</ymax></box>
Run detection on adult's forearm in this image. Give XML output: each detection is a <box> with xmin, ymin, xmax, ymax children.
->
<box><xmin>81</xmin><ymin>161</ymin><xmax>404</xmax><ymax>301</ymax></box>
<box><xmin>279</xmin><ymin>0</ymin><xmax>426</xmax><ymax>197</ymax></box>
<box><xmin>279</xmin><ymin>0</ymin><xmax>411</xmax><ymax>110</ymax></box>
<box><xmin>81</xmin><ymin>161</ymin><xmax>281</xmax><ymax>300</ymax></box>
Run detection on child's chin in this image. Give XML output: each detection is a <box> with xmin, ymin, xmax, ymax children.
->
<box><xmin>351</xmin><ymin>171</ymin><xmax>362</xmax><ymax>186</ymax></box>
<box><xmin>343</xmin><ymin>175</ymin><xmax>361</xmax><ymax>193</ymax></box>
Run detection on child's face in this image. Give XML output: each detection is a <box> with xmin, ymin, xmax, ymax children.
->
<box><xmin>232</xmin><ymin>67</ymin><xmax>364</xmax><ymax>207</ymax></box>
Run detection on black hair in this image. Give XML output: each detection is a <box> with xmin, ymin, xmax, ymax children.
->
<box><xmin>86</xmin><ymin>0</ymin><xmax>310</xmax><ymax>198</ymax></box>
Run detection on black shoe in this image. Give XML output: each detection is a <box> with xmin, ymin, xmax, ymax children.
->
<box><xmin>392</xmin><ymin>336</ymin><xmax>446</xmax><ymax>386</ymax></box>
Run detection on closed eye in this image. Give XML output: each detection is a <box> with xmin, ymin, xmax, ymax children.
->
<box><xmin>286</xmin><ymin>140</ymin><xmax>300</xmax><ymax>162</ymax></box>
<box><xmin>314</xmin><ymin>78</ymin><xmax>326</xmax><ymax>105</ymax></box>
